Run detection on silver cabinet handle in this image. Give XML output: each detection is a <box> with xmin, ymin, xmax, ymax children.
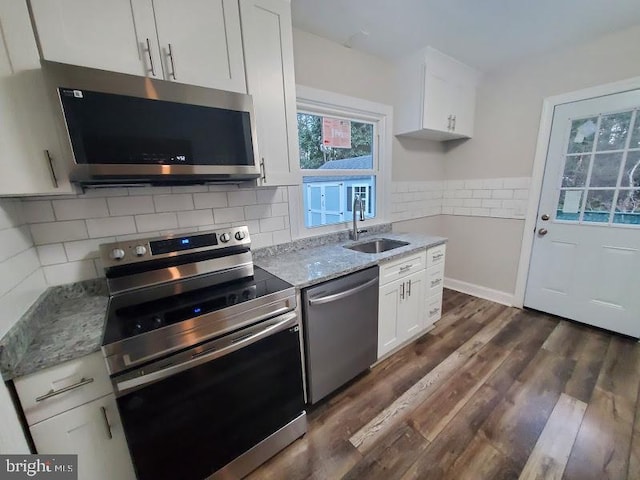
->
<box><xmin>452</xmin><ymin>115</ymin><xmax>457</xmax><ymax>131</ymax></box>
<box><xmin>35</xmin><ymin>377</ymin><xmax>94</xmax><ymax>402</ymax></box>
<box><xmin>431</xmin><ymin>278</ymin><xmax>442</xmax><ymax>287</ymax></box>
<box><xmin>100</xmin><ymin>406</ymin><xmax>112</xmax><ymax>439</ymax></box>
<box><xmin>399</xmin><ymin>264</ymin><xmax>413</xmax><ymax>273</ymax></box>
<box><xmin>407</xmin><ymin>279</ymin><xmax>412</xmax><ymax>297</ymax></box>
<box><xmin>145</xmin><ymin>38</ymin><xmax>156</xmax><ymax>76</ymax></box>
<box><xmin>260</xmin><ymin>158</ymin><xmax>266</xmax><ymax>183</ymax></box>
<box><xmin>400</xmin><ymin>281</ymin><xmax>405</xmax><ymax>300</ymax></box>
<box><xmin>432</xmin><ymin>253</ymin><xmax>444</xmax><ymax>261</ymax></box>
<box><xmin>308</xmin><ymin>277</ymin><xmax>378</xmax><ymax>306</ymax></box>
<box><xmin>44</xmin><ymin>150</ymin><xmax>58</xmax><ymax>188</ymax></box>
<box><xmin>447</xmin><ymin>115</ymin><xmax>452</xmax><ymax>130</ymax></box>
<box><xmin>167</xmin><ymin>43</ymin><xmax>177</xmax><ymax>79</ymax></box>
<box><xmin>429</xmin><ymin>307</ymin><xmax>440</xmax><ymax>316</ymax></box>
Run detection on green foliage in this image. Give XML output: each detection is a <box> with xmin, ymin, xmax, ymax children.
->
<box><xmin>297</xmin><ymin>113</ymin><xmax>373</xmax><ymax>170</ymax></box>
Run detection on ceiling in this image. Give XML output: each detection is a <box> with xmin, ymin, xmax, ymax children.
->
<box><xmin>291</xmin><ymin>0</ymin><xmax>640</xmax><ymax>71</ymax></box>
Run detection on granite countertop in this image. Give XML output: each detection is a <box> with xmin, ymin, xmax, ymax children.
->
<box><xmin>0</xmin><ymin>225</ymin><xmax>446</xmax><ymax>380</ymax></box>
<box><xmin>254</xmin><ymin>231</ymin><xmax>447</xmax><ymax>289</ymax></box>
<box><xmin>0</xmin><ymin>280</ymin><xmax>108</xmax><ymax>381</ymax></box>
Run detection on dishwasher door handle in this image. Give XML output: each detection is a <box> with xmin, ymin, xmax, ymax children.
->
<box><xmin>307</xmin><ymin>277</ymin><xmax>378</xmax><ymax>306</ymax></box>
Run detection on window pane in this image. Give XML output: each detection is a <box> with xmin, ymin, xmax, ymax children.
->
<box><xmin>622</xmin><ymin>151</ymin><xmax>640</xmax><ymax>188</ymax></box>
<box><xmin>596</xmin><ymin>111</ymin><xmax>632</xmax><ymax>151</ymax></box>
<box><xmin>561</xmin><ymin>155</ymin><xmax>589</xmax><ymax>187</ymax></box>
<box><xmin>583</xmin><ymin>189</ymin><xmax>615</xmax><ymax>223</ymax></box>
<box><xmin>589</xmin><ymin>152</ymin><xmax>623</xmax><ymax>187</ymax></box>
<box><xmin>631</xmin><ymin>112</ymin><xmax>640</xmax><ymax>149</ymax></box>
<box><xmin>567</xmin><ymin>117</ymin><xmax>597</xmax><ymax>154</ymax></box>
<box><xmin>303</xmin><ymin>175</ymin><xmax>375</xmax><ymax>228</ymax></box>
<box><xmin>298</xmin><ymin>113</ymin><xmax>373</xmax><ymax>170</ymax></box>
<box><xmin>614</xmin><ymin>189</ymin><xmax>640</xmax><ymax>225</ymax></box>
<box><xmin>556</xmin><ymin>190</ymin><xmax>583</xmax><ymax>221</ymax></box>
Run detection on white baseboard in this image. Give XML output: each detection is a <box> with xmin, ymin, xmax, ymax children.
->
<box><xmin>444</xmin><ymin>277</ymin><xmax>515</xmax><ymax>307</ymax></box>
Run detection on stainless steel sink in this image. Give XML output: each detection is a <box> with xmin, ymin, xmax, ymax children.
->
<box><xmin>345</xmin><ymin>238</ymin><xmax>409</xmax><ymax>254</ymax></box>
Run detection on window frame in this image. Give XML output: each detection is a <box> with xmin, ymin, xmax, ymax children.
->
<box><xmin>289</xmin><ymin>86</ymin><xmax>393</xmax><ymax>239</ymax></box>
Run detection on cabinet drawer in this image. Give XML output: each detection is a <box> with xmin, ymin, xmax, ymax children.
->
<box><xmin>426</xmin><ymin>263</ymin><xmax>445</xmax><ymax>297</ymax></box>
<box><xmin>15</xmin><ymin>352</ymin><xmax>112</xmax><ymax>426</ymax></box>
<box><xmin>426</xmin><ymin>243</ymin><xmax>446</xmax><ymax>268</ymax></box>
<box><xmin>426</xmin><ymin>293</ymin><xmax>443</xmax><ymax>324</ymax></box>
<box><xmin>379</xmin><ymin>251</ymin><xmax>427</xmax><ymax>285</ymax></box>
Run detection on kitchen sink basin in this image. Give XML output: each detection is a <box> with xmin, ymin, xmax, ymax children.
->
<box><xmin>345</xmin><ymin>238</ymin><xmax>409</xmax><ymax>254</ymax></box>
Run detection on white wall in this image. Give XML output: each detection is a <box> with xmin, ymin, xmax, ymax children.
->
<box><xmin>441</xmin><ymin>24</ymin><xmax>640</xmax><ymax>297</ymax></box>
<box><xmin>292</xmin><ymin>28</ymin><xmax>446</xmax><ymax>184</ymax></box>
<box><xmin>0</xmin><ymin>198</ymin><xmax>43</xmax><ymax>453</ymax></box>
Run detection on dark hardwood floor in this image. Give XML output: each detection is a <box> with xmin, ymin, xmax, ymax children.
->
<box><xmin>247</xmin><ymin>289</ymin><xmax>640</xmax><ymax>480</ymax></box>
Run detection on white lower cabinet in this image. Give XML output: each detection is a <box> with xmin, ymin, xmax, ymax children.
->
<box><xmin>378</xmin><ymin>251</ymin><xmax>427</xmax><ymax>358</ymax></box>
<box><xmin>377</xmin><ymin>245</ymin><xmax>446</xmax><ymax>359</ymax></box>
<box><xmin>30</xmin><ymin>394</ymin><xmax>136</xmax><ymax>480</ymax></box>
<box><xmin>14</xmin><ymin>352</ymin><xmax>135</xmax><ymax>480</ymax></box>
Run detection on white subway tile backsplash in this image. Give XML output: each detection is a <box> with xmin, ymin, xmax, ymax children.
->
<box><xmin>214</xmin><ymin>207</ymin><xmax>244</xmax><ymax>224</ymax></box>
<box><xmin>481</xmin><ymin>199</ymin><xmax>503</xmax><ymax>208</ymax></box>
<box><xmin>492</xmin><ymin>189</ymin><xmax>514</xmax><ymax>199</ymax></box>
<box><xmin>64</xmin><ymin>237</ymin><xmax>114</xmax><ymax>262</ymax></box>
<box><xmin>270</xmin><ymin>202</ymin><xmax>289</xmax><ymax>217</ymax></box>
<box><xmin>22</xmin><ymin>200</ymin><xmax>55</xmax><ymax>223</ymax></box>
<box><xmin>0</xmin><ymin>249</ymin><xmax>40</xmax><ymax>297</ymax></box>
<box><xmin>251</xmin><ymin>232</ymin><xmax>273</xmax><ymax>249</ymax></box>
<box><xmin>154</xmin><ymin>194</ymin><xmax>194</xmax><ymax>212</ymax></box>
<box><xmin>108</xmin><ymin>196</ymin><xmax>155</xmax><ymax>216</ymax></box>
<box><xmin>514</xmin><ymin>189</ymin><xmax>529</xmax><ymax>200</ymax></box>
<box><xmin>193</xmin><ymin>192</ymin><xmax>228</xmax><ymax>209</ymax></box>
<box><xmin>36</xmin><ymin>244</ymin><xmax>67</xmax><ymax>266</ymax></box>
<box><xmin>472</xmin><ymin>190</ymin><xmax>492</xmax><ymax>199</ymax></box>
<box><xmin>0</xmin><ymin>226</ymin><xmax>31</xmax><ymax>263</ymax></box>
<box><xmin>30</xmin><ymin>220</ymin><xmax>88</xmax><ymax>245</ymax></box>
<box><xmin>43</xmin><ymin>260</ymin><xmax>97</xmax><ymax>286</ymax></box>
<box><xmin>52</xmin><ymin>198</ymin><xmax>109</xmax><ymax>220</ymax></box>
<box><xmin>135</xmin><ymin>213</ymin><xmax>178</xmax><ymax>233</ymax></box>
<box><xmin>177</xmin><ymin>210</ymin><xmax>215</xmax><ymax>228</ymax></box>
<box><xmin>482</xmin><ymin>178</ymin><xmax>504</xmax><ymax>189</ymax></box>
<box><xmin>87</xmin><ymin>216</ymin><xmax>136</xmax><ymax>238</ymax></box>
<box><xmin>228</xmin><ymin>190</ymin><xmax>257</xmax><ymax>207</ymax></box>
<box><xmin>245</xmin><ymin>204</ymin><xmax>272</xmax><ymax>220</ymax></box>
<box><xmin>259</xmin><ymin>216</ymin><xmax>285</xmax><ymax>233</ymax></box>
<box><xmin>273</xmin><ymin>229</ymin><xmax>292</xmax><ymax>245</ymax></box>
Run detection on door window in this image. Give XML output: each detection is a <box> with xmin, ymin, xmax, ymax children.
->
<box><xmin>556</xmin><ymin>109</ymin><xmax>640</xmax><ymax>225</ymax></box>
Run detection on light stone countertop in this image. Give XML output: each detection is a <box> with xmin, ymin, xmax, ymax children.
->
<box><xmin>0</xmin><ymin>228</ymin><xmax>446</xmax><ymax>380</ymax></box>
<box><xmin>254</xmin><ymin>232</ymin><xmax>447</xmax><ymax>289</ymax></box>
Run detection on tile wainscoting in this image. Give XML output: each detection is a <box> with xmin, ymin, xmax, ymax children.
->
<box><xmin>392</xmin><ymin>177</ymin><xmax>531</xmax><ymax>222</ymax></box>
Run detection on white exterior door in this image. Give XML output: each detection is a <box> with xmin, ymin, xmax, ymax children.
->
<box><xmin>525</xmin><ymin>89</ymin><xmax>640</xmax><ymax>337</ymax></box>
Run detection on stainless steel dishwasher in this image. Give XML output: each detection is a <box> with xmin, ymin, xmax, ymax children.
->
<box><xmin>302</xmin><ymin>266</ymin><xmax>379</xmax><ymax>404</ymax></box>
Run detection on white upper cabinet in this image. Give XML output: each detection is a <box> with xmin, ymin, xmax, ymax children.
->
<box><xmin>239</xmin><ymin>0</ymin><xmax>299</xmax><ymax>185</ymax></box>
<box><xmin>394</xmin><ymin>47</ymin><xmax>479</xmax><ymax>141</ymax></box>
<box><xmin>30</xmin><ymin>0</ymin><xmax>247</xmax><ymax>92</ymax></box>
<box><xmin>152</xmin><ymin>0</ymin><xmax>246</xmax><ymax>92</ymax></box>
<box><xmin>0</xmin><ymin>0</ymin><xmax>72</xmax><ymax>195</ymax></box>
<box><xmin>30</xmin><ymin>0</ymin><xmax>159</xmax><ymax>78</ymax></box>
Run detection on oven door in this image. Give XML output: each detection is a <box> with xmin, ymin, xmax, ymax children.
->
<box><xmin>112</xmin><ymin>311</ymin><xmax>305</xmax><ymax>480</ymax></box>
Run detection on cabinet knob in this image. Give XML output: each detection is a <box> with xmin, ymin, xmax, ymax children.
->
<box><xmin>538</xmin><ymin>228</ymin><xmax>548</xmax><ymax>236</ymax></box>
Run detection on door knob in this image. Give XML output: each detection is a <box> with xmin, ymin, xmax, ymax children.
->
<box><xmin>541</xmin><ymin>214</ymin><xmax>550</xmax><ymax>221</ymax></box>
<box><xmin>538</xmin><ymin>228</ymin><xmax>548</xmax><ymax>236</ymax></box>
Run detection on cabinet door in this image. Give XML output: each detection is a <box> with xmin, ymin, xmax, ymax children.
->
<box><xmin>0</xmin><ymin>0</ymin><xmax>72</xmax><ymax>195</ymax></box>
<box><xmin>30</xmin><ymin>394</ymin><xmax>136</xmax><ymax>480</ymax></box>
<box><xmin>422</xmin><ymin>69</ymin><xmax>452</xmax><ymax>133</ymax></box>
<box><xmin>398</xmin><ymin>270</ymin><xmax>426</xmax><ymax>338</ymax></box>
<box><xmin>30</xmin><ymin>0</ymin><xmax>159</xmax><ymax>78</ymax></box>
<box><xmin>378</xmin><ymin>279</ymin><xmax>402</xmax><ymax>358</ymax></box>
<box><xmin>153</xmin><ymin>0</ymin><xmax>246</xmax><ymax>92</ymax></box>
<box><xmin>450</xmin><ymin>80</ymin><xmax>476</xmax><ymax>138</ymax></box>
<box><xmin>240</xmin><ymin>0</ymin><xmax>300</xmax><ymax>185</ymax></box>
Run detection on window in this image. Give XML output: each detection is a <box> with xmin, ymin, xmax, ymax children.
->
<box><xmin>556</xmin><ymin>108</ymin><xmax>640</xmax><ymax>226</ymax></box>
<box><xmin>298</xmin><ymin>112</ymin><xmax>376</xmax><ymax>228</ymax></box>
<box><xmin>291</xmin><ymin>86</ymin><xmax>392</xmax><ymax>237</ymax></box>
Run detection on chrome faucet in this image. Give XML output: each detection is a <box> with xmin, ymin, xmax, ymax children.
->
<box><xmin>351</xmin><ymin>195</ymin><xmax>367</xmax><ymax>240</ymax></box>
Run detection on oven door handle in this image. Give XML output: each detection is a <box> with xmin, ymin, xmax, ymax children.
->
<box><xmin>114</xmin><ymin>311</ymin><xmax>298</xmax><ymax>396</ymax></box>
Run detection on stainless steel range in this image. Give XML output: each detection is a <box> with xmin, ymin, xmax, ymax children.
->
<box><xmin>99</xmin><ymin>226</ymin><xmax>306</xmax><ymax>480</ymax></box>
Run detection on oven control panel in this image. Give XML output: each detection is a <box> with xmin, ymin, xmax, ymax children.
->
<box><xmin>99</xmin><ymin>225</ymin><xmax>251</xmax><ymax>269</ymax></box>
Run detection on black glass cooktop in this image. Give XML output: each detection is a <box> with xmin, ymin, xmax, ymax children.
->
<box><xmin>102</xmin><ymin>267</ymin><xmax>292</xmax><ymax>345</ymax></box>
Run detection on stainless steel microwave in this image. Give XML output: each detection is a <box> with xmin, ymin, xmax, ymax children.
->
<box><xmin>43</xmin><ymin>61</ymin><xmax>261</xmax><ymax>186</ymax></box>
